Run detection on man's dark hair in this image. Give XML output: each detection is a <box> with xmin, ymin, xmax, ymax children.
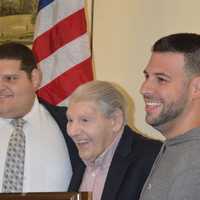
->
<box><xmin>152</xmin><ymin>33</ymin><xmax>200</xmax><ymax>76</ymax></box>
<box><xmin>0</xmin><ymin>42</ymin><xmax>37</xmax><ymax>78</ymax></box>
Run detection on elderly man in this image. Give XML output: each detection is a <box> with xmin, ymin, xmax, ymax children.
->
<box><xmin>67</xmin><ymin>80</ymin><xmax>162</xmax><ymax>200</ymax></box>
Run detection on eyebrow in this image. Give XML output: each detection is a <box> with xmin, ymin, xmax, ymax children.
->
<box><xmin>143</xmin><ymin>70</ymin><xmax>171</xmax><ymax>79</ymax></box>
<box><xmin>0</xmin><ymin>73</ymin><xmax>19</xmax><ymax>77</ymax></box>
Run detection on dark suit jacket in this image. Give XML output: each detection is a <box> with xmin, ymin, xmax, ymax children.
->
<box><xmin>68</xmin><ymin>125</ymin><xmax>162</xmax><ymax>200</ymax></box>
<box><xmin>39</xmin><ymin>98</ymin><xmax>82</xmax><ymax>173</ymax></box>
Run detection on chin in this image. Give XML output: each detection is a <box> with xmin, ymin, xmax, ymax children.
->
<box><xmin>79</xmin><ymin>152</ymin><xmax>89</xmax><ymax>160</ymax></box>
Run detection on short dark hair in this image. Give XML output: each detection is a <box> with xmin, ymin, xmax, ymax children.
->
<box><xmin>152</xmin><ymin>33</ymin><xmax>200</xmax><ymax>76</ymax></box>
<box><xmin>0</xmin><ymin>42</ymin><xmax>37</xmax><ymax>77</ymax></box>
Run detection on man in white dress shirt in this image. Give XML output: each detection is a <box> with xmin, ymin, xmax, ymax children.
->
<box><xmin>0</xmin><ymin>42</ymin><xmax>80</xmax><ymax>192</ymax></box>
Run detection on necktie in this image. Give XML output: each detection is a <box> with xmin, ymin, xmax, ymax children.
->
<box><xmin>2</xmin><ymin>118</ymin><xmax>26</xmax><ymax>193</ymax></box>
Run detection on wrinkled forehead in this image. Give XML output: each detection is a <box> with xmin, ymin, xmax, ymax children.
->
<box><xmin>67</xmin><ymin>99</ymin><xmax>108</xmax><ymax>116</ymax></box>
<box><xmin>67</xmin><ymin>100</ymin><xmax>104</xmax><ymax>117</ymax></box>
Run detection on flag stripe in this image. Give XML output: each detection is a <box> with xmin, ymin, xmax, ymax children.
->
<box><xmin>34</xmin><ymin>0</ymin><xmax>84</xmax><ymax>38</ymax></box>
<box><xmin>37</xmin><ymin>58</ymin><xmax>93</xmax><ymax>105</ymax></box>
<box><xmin>38</xmin><ymin>34</ymin><xmax>91</xmax><ymax>88</ymax></box>
<box><xmin>38</xmin><ymin>0</ymin><xmax>54</xmax><ymax>11</ymax></box>
<box><xmin>33</xmin><ymin>0</ymin><xmax>93</xmax><ymax>105</ymax></box>
<box><xmin>33</xmin><ymin>9</ymin><xmax>86</xmax><ymax>63</ymax></box>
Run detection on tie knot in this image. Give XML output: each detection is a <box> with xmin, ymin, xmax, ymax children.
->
<box><xmin>11</xmin><ymin>118</ymin><xmax>26</xmax><ymax>130</ymax></box>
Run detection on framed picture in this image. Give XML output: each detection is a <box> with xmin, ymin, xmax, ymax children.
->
<box><xmin>0</xmin><ymin>0</ymin><xmax>38</xmax><ymax>45</ymax></box>
<box><xmin>0</xmin><ymin>192</ymin><xmax>92</xmax><ymax>200</ymax></box>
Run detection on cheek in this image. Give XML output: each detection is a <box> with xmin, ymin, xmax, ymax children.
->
<box><xmin>92</xmin><ymin>127</ymin><xmax>111</xmax><ymax>148</ymax></box>
<box><xmin>85</xmin><ymin>127</ymin><xmax>103</xmax><ymax>149</ymax></box>
<box><xmin>13</xmin><ymin>82</ymin><xmax>34</xmax><ymax>95</ymax></box>
<box><xmin>160</xmin><ymin>89</ymin><xmax>179</xmax><ymax>104</ymax></box>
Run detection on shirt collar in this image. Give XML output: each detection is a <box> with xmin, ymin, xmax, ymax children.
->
<box><xmin>23</xmin><ymin>97</ymin><xmax>40</xmax><ymax>124</ymax></box>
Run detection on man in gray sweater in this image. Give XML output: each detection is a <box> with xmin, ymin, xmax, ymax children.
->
<box><xmin>139</xmin><ymin>33</ymin><xmax>200</xmax><ymax>200</ymax></box>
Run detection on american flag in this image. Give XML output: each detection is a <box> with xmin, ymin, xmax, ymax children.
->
<box><xmin>32</xmin><ymin>0</ymin><xmax>93</xmax><ymax>105</ymax></box>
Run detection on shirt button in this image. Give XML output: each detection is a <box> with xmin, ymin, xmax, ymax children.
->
<box><xmin>147</xmin><ymin>183</ymin><xmax>152</xmax><ymax>190</ymax></box>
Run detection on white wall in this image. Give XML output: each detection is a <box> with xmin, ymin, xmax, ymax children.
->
<box><xmin>86</xmin><ymin>0</ymin><xmax>200</xmax><ymax>139</ymax></box>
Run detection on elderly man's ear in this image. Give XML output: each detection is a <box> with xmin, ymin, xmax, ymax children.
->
<box><xmin>111</xmin><ymin>109</ymin><xmax>125</xmax><ymax>133</ymax></box>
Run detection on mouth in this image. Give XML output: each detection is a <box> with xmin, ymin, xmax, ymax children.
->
<box><xmin>0</xmin><ymin>94</ymin><xmax>13</xmax><ymax>99</ymax></box>
<box><xmin>74</xmin><ymin>139</ymin><xmax>90</xmax><ymax>148</ymax></box>
<box><xmin>144</xmin><ymin>100</ymin><xmax>162</xmax><ymax>114</ymax></box>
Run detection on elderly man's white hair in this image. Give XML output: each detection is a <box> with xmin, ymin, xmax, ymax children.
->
<box><xmin>68</xmin><ymin>80</ymin><xmax>128</xmax><ymax>124</ymax></box>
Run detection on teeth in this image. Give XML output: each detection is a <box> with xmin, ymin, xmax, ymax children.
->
<box><xmin>76</xmin><ymin>140</ymin><xmax>88</xmax><ymax>144</ymax></box>
<box><xmin>0</xmin><ymin>95</ymin><xmax>12</xmax><ymax>98</ymax></box>
<box><xmin>146</xmin><ymin>102</ymin><xmax>160</xmax><ymax>106</ymax></box>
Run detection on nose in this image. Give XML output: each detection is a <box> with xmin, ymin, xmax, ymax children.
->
<box><xmin>140</xmin><ymin>79</ymin><xmax>154</xmax><ymax>97</ymax></box>
<box><xmin>0</xmin><ymin>79</ymin><xmax>8</xmax><ymax>91</ymax></box>
<box><xmin>67</xmin><ymin>120</ymin><xmax>81</xmax><ymax>137</ymax></box>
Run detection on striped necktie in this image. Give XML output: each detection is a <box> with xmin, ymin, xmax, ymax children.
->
<box><xmin>2</xmin><ymin>118</ymin><xmax>26</xmax><ymax>193</ymax></box>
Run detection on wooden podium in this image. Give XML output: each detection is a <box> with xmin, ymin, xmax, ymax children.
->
<box><xmin>0</xmin><ymin>192</ymin><xmax>92</xmax><ymax>200</ymax></box>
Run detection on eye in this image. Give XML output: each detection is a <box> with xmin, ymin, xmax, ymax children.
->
<box><xmin>157</xmin><ymin>76</ymin><xmax>168</xmax><ymax>83</ymax></box>
<box><xmin>144</xmin><ymin>72</ymin><xmax>149</xmax><ymax>80</ymax></box>
<box><xmin>67</xmin><ymin>116</ymin><xmax>73</xmax><ymax>123</ymax></box>
<box><xmin>81</xmin><ymin>118</ymin><xmax>89</xmax><ymax>123</ymax></box>
<box><xmin>3</xmin><ymin>75</ymin><xmax>18</xmax><ymax>82</ymax></box>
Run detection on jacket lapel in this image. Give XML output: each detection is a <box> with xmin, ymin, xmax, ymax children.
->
<box><xmin>68</xmin><ymin>162</ymin><xmax>85</xmax><ymax>191</ymax></box>
<box><xmin>101</xmin><ymin>126</ymin><xmax>135</xmax><ymax>200</ymax></box>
